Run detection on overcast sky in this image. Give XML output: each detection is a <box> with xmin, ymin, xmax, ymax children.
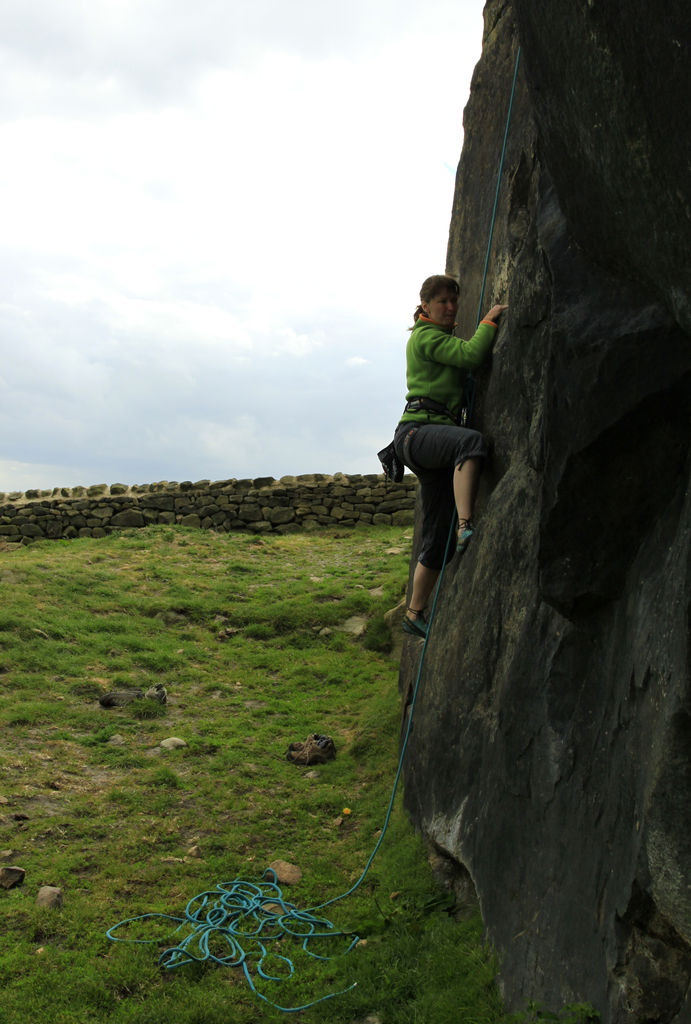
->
<box><xmin>0</xmin><ymin>0</ymin><xmax>485</xmax><ymax>493</ymax></box>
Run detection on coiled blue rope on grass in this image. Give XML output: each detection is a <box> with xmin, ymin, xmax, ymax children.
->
<box><xmin>106</xmin><ymin>45</ymin><xmax>522</xmax><ymax>1015</ymax></box>
<box><xmin>107</xmin><ymin>870</ymin><xmax>360</xmax><ymax>1012</ymax></box>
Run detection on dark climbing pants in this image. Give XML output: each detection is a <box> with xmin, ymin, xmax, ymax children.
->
<box><xmin>393</xmin><ymin>421</ymin><xmax>487</xmax><ymax>570</ymax></box>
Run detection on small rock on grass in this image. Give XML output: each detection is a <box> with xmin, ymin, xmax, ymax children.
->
<box><xmin>267</xmin><ymin>860</ymin><xmax>302</xmax><ymax>885</ymax></box>
<box><xmin>36</xmin><ymin>886</ymin><xmax>63</xmax><ymax>908</ymax></box>
<box><xmin>0</xmin><ymin>866</ymin><xmax>25</xmax><ymax>889</ymax></box>
<box><xmin>160</xmin><ymin>737</ymin><xmax>187</xmax><ymax>750</ymax></box>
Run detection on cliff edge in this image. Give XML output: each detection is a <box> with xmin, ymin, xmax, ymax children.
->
<box><xmin>399</xmin><ymin>2</ymin><xmax>691</xmax><ymax>1021</ymax></box>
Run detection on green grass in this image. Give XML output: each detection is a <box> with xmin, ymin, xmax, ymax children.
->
<box><xmin>0</xmin><ymin>525</ymin><xmax>597</xmax><ymax>1024</ymax></box>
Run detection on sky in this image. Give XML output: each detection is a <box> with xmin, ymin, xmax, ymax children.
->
<box><xmin>0</xmin><ymin>0</ymin><xmax>486</xmax><ymax>493</ymax></box>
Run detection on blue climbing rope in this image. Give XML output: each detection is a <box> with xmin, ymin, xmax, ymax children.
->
<box><xmin>107</xmin><ymin>872</ymin><xmax>360</xmax><ymax>1012</ymax></box>
<box><xmin>106</xmin><ymin>44</ymin><xmax>522</xmax><ymax>1015</ymax></box>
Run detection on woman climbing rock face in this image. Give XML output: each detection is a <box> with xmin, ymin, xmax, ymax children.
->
<box><xmin>393</xmin><ymin>274</ymin><xmax>507</xmax><ymax>639</ymax></box>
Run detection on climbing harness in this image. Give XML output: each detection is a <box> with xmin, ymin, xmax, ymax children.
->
<box><xmin>404</xmin><ymin>395</ymin><xmax>460</xmax><ymax>422</ymax></box>
<box><xmin>107</xmin><ymin>44</ymin><xmax>522</xmax><ymax>1015</ymax></box>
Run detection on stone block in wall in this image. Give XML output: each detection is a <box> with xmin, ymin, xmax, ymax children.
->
<box><xmin>0</xmin><ymin>525</ymin><xmax>20</xmax><ymax>537</ymax></box>
<box><xmin>238</xmin><ymin>503</ymin><xmax>262</xmax><ymax>522</ymax></box>
<box><xmin>372</xmin><ymin>513</ymin><xmax>392</xmax><ymax>526</ymax></box>
<box><xmin>87</xmin><ymin>484</ymin><xmax>108</xmax><ymax>497</ymax></box>
<box><xmin>110</xmin><ymin>510</ymin><xmax>145</xmax><ymax>528</ymax></box>
<box><xmin>248</xmin><ymin>520</ymin><xmax>272</xmax><ymax>533</ymax></box>
<box><xmin>62</xmin><ymin>526</ymin><xmax>78</xmax><ymax>538</ymax></box>
<box><xmin>377</xmin><ymin>498</ymin><xmax>416</xmax><ymax>513</ymax></box>
<box><xmin>45</xmin><ymin>519</ymin><xmax>63</xmax><ymax>539</ymax></box>
<box><xmin>391</xmin><ymin>510</ymin><xmax>414</xmax><ymax>526</ymax></box>
<box><xmin>110</xmin><ymin>484</ymin><xmax>129</xmax><ymax>495</ymax></box>
<box><xmin>158</xmin><ymin>512</ymin><xmax>176</xmax><ymax>525</ymax></box>
<box><xmin>267</xmin><ymin>507</ymin><xmax>295</xmax><ymax>525</ymax></box>
<box><xmin>179</xmin><ymin>514</ymin><xmax>201</xmax><ymax>528</ymax></box>
<box><xmin>140</xmin><ymin>495</ymin><xmax>175</xmax><ymax>510</ymax></box>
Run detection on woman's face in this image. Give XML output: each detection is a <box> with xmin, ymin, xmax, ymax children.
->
<box><xmin>422</xmin><ymin>287</ymin><xmax>458</xmax><ymax>327</ymax></box>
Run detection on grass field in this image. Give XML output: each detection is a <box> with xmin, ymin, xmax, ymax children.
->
<box><xmin>0</xmin><ymin>525</ymin><xmax>596</xmax><ymax>1024</ymax></box>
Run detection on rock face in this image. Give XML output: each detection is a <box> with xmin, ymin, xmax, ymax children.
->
<box><xmin>399</xmin><ymin>3</ymin><xmax>691</xmax><ymax>1023</ymax></box>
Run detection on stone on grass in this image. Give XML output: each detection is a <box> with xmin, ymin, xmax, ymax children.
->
<box><xmin>336</xmin><ymin>615</ymin><xmax>368</xmax><ymax>637</ymax></box>
<box><xmin>160</xmin><ymin>737</ymin><xmax>187</xmax><ymax>750</ymax></box>
<box><xmin>36</xmin><ymin>886</ymin><xmax>63</xmax><ymax>908</ymax></box>
<box><xmin>0</xmin><ymin>866</ymin><xmax>25</xmax><ymax>889</ymax></box>
<box><xmin>267</xmin><ymin>860</ymin><xmax>302</xmax><ymax>885</ymax></box>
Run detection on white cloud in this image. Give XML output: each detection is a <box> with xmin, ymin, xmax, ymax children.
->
<box><xmin>0</xmin><ymin>0</ymin><xmax>485</xmax><ymax>492</ymax></box>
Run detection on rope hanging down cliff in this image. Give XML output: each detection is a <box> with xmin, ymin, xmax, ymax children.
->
<box><xmin>106</xmin><ymin>45</ymin><xmax>522</xmax><ymax>1015</ymax></box>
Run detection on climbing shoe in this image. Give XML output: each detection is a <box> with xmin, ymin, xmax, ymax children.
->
<box><xmin>457</xmin><ymin>518</ymin><xmax>474</xmax><ymax>554</ymax></box>
<box><xmin>402</xmin><ymin>613</ymin><xmax>428</xmax><ymax>639</ymax></box>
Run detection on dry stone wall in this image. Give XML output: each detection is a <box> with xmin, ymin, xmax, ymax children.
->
<box><xmin>0</xmin><ymin>473</ymin><xmax>417</xmax><ymax>544</ymax></box>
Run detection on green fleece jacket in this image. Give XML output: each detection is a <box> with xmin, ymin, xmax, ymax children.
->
<box><xmin>399</xmin><ymin>315</ymin><xmax>498</xmax><ymax>424</ymax></box>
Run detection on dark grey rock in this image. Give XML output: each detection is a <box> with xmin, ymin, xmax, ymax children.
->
<box><xmin>0</xmin><ymin>866</ymin><xmax>25</xmax><ymax>889</ymax></box>
<box><xmin>99</xmin><ymin>689</ymin><xmax>144</xmax><ymax>707</ymax></box>
<box><xmin>398</xmin><ymin>3</ymin><xmax>691</xmax><ymax>1023</ymax></box>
